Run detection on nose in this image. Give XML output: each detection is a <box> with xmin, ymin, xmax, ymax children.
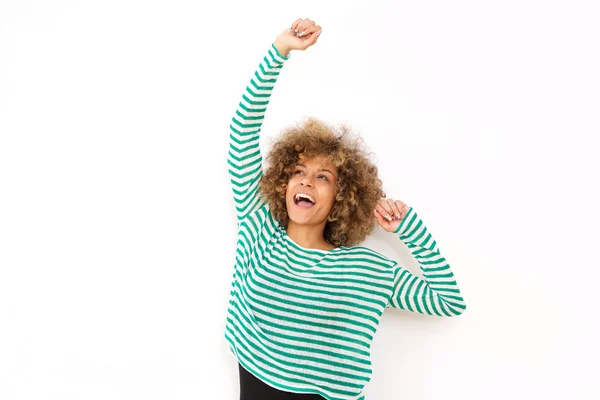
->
<box><xmin>300</xmin><ymin>177</ymin><xmax>314</xmax><ymax>188</ymax></box>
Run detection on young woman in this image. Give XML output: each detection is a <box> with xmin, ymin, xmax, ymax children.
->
<box><xmin>224</xmin><ymin>18</ymin><xmax>467</xmax><ymax>400</ymax></box>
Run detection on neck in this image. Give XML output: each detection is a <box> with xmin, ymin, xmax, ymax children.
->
<box><xmin>286</xmin><ymin>220</ymin><xmax>334</xmax><ymax>251</ymax></box>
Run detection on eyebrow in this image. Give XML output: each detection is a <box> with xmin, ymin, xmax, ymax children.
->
<box><xmin>295</xmin><ymin>163</ymin><xmax>336</xmax><ymax>177</ymax></box>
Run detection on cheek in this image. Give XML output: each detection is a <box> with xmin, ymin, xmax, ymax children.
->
<box><xmin>285</xmin><ymin>182</ymin><xmax>296</xmax><ymax>203</ymax></box>
<box><xmin>285</xmin><ymin>177</ymin><xmax>295</xmax><ymax>190</ymax></box>
<box><xmin>287</xmin><ymin>175</ymin><xmax>298</xmax><ymax>187</ymax></box>
<box><xmin>323</xmin><ymin>187</ymin><xmax>337</xmax><ymax>206</ymax></box>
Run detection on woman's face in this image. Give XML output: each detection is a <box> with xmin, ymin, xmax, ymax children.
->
<box><xmin>285</xmin><ymin>155</ymin><xmax>338</xmax><ymax>226</ymax></box>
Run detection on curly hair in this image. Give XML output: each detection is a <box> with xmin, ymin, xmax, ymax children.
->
<box><xmin>258</xmin><ymin>117</ymin><xmax>385</xmax><ymax>248</ymax></box>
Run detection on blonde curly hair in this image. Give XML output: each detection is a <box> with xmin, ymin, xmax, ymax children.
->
<box><xmin>259</xmin><ymin>117</ymin><xmax>385</xmax><ymax>248</ymax></box>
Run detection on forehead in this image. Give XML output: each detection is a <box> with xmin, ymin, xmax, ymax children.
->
<box><xmin>297</xmin><ymin>155</ymin><xmax>335</xmax><ymax>168</ymax></box>
<box><xmin>295</xmin><ymin>155</ymin><xmax>338</xmax><ymax>178</ymax></box>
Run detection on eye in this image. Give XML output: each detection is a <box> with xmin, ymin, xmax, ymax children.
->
<box><xmin>294</xmin><ymin>170</ymin><xmax>303</xmax><ymax>175</ymax></box>
<box><xmin>318</xmin><ymin>175</ymin><xmax>328</xmax><ymax>181</ymax></box>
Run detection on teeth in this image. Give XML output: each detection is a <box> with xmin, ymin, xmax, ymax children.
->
<box><xmin>295</xmin><ymin>193</ymin><xmax>315</xmax><ymax>204</ymax></box>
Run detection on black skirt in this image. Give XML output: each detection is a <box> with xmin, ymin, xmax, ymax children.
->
<box><xmin>238</xmin><ymin>362</ymin><xmax>326</xmax><ymax>400</ymax></box>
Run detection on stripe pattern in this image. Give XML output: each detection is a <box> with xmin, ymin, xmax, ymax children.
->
<box><xmin>388</xmin><ymin>208</ymin><xmax>467</xmax><ymax>316</ymax></box>
<box><xmin>224</xmin><ymin>44</ymin><xmax>466</xmax><ymax>400</ymax></box>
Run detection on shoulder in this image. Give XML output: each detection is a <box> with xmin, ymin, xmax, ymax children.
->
<box><xmin>238</xmin><ymin>202</ymin><xmax>276</xmax><ymax>237</ymax></box>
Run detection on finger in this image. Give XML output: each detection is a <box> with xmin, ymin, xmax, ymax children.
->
<box><xmin>379</xmin><ymin>199</ymin><xmax>395</xmax><ymax>216</ymax></box>
<box><xmin>314</xmin><ymin>31</ymin><xmax>321</xmax><ymax>42</ymax></box>
<box><xmin>393</xmin><ymin>199</ymin><xmax>406</xmax><ymax>212</ymax></box>
<box><xmin>298</xmin><ymin>18</ymin><xmax>314</xmax><ymax>31</ymax></box>
<box><xmin>387</xmin><ymin>198</ymin><xmax>402</xmax><ymax>220</ymax></box>
<box><xmin>374</xmin><ymin>209</ymin><xmax>389</xmax><ymax>227</ymax></box>
<box><xmin>375</xmin><ymin>203</ymin><xmax>393</xmax><ymax>222</ymax></box>
<box><xmin>300</xmin><ymin>29</ymin><xmax>321</xmax><ymax>48</ymax></box>
<box><xmin>298</xmin><ymin>24</ymin><xmax>320</xmax><ymax>38</ymax></box>
<box><xmin>373</xmin><ymin>208</ymin><xmax>382</xmax><ymax>222</ymax></box>
<box><xmin>291</xmin><ymin>18</ymin><xmax>303</xmax><ymax>32</ymax></box>
<box><xmin>395</xmin><ymin>200</ymin><xmax>409</xmax><ymax>216</ymax></box>
<box><xmin>297</xmin><ymin>18</ymin><xmax>315</xmax><ymax>35</ymax></box>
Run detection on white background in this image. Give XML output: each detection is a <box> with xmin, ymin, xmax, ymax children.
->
<box><xmin>1</xmin><ymin>1</ymin><xmax>599</xmax><ymax>399</ymax></box>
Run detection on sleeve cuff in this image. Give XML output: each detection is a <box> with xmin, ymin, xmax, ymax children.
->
<box><xmin>393</xmin><ymin>206</ymin><xmax>415</xmax><ymax>235</ymax></box>
<box><xmin>271</xmin><ymin>43</ymin><xmax>291</xmax><ymax>61</ymax></box>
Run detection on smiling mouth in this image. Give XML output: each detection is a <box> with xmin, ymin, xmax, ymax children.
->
<box><xmin>294</xmin><ymin>193</ymin><xmax>316</xmax><ymax>209</ymax></box>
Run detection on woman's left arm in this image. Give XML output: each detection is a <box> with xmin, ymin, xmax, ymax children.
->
<box><xmin>381</xmin><ymin>206</ymin><xmax>467</xmax><ymax>316</ymax></box>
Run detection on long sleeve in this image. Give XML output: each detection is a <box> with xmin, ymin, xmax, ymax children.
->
<box><xmin>386</xmin><ymin>207</ymin><xmax>467</xmax><ymax>317</ymax></box>
<box><xmin>228</xmin><ymin>43</ymin><xmax>290</xmax><ymax>223</ymax></box>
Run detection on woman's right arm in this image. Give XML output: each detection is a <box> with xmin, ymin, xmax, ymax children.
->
<box><xmin>227</xmin><ymin>19</ymin><xmax>322</xmax><ymax>224</ymax></box>
<box><xmin>227</xmin><ymin>43</ymin><xmax>291</xmax><ymax>223</ymax></box>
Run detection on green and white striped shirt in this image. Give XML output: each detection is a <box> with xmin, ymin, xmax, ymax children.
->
<box><xmin>224</xmin><ymin>43</ymin><xmax>467</xmax><ymax>400</ymax></box>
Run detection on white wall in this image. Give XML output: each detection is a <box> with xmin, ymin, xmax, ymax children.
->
<box><xmin>1</xmin><ymin>1</ymin><xmax>598</xmax><ymax>399</ymax></box>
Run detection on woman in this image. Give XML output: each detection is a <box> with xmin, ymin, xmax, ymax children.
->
<box><xmin>225</xmin><ymin>18</ymin><xmax>467</xmax><ymax>400</ymax></box>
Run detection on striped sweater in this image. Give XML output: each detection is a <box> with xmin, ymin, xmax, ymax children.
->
<box><xmin>224</xmin><ymin>43</ymin><xmax>467</xmax><ymax>400</ymax></box>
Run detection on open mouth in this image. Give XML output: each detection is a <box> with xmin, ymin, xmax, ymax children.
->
<box><xmin>293</xmin><ymin>193</ymin><xmax>316</xmax><ymax>209</ymax></box>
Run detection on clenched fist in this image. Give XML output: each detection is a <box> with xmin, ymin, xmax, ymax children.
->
<box><xmin>274</xmin><ymin>18</ymin><xmax>322</xmax><ymax>57</ymax></box>
<box><xmin>374</xmin><ymin>198</ymin><xmax>410</xmax><ymax>233</ymax></box>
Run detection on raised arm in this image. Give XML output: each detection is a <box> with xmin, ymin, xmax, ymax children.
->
<box><xmin>227</xmin><ymin>44</ymin><xmax>290</xmax><ymax>222</ymax></box>
<box><xmin>228</xmin><ymin>19</ymin><xmax>322</xmax><ymax>223</ymax></box>
<box><xmin>386</xmin><ymin>207</ymin><xmax>467</xmax><ymax>316</ymax></box>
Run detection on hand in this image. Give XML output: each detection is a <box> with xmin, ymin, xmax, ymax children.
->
<box><xmin>374</xmin><ymin>198</ymin><xmax>410</xmax><ymax>233</ymax></box>
<box><xmin>274</xmin><ymin>18</ymin><xmax>322</xmax><ymax>57</ymax></box>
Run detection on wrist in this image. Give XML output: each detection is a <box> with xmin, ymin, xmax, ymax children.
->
<box><xmin>273</xmin><ymin>38</ymin><xmax>291</xmax><ymax>58</ymax></box>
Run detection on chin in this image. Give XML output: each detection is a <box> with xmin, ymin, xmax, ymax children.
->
<box><xmin>286</xmin><ymin>199</ymin><xmax>316</xmax><ymax>225</ymax></box>
<box><xmin>289</xmin><ymin>209</ymin><xmax>330</xmax><ymax>228</ymax></box>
